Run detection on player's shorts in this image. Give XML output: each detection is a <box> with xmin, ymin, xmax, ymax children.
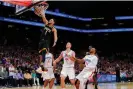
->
<box><xmin>76</xmin><ymin>67</ymin><xmax>95</xmax><ymax>82</ymax></box>
<box><xmin>61</xmin><ymin>67</ymin><xmax>75</xmax><ymax>80</ymax></box>
<box><xmin>42</xmin><ymin>67</ymin><xmax>55</xmax><ymax>81</ymax></box>
<box><xmin>38</xmin><ymin>39</ymin><xmax>50</xmax><ymax>55</ymax></box>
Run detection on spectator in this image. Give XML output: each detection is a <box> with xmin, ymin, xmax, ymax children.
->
<box><xmin>0</xmin><ymin>64</ymin><xmax>4</xmax><ymax>86</ymax></box>
<box><xmin>127</xmin><ymin>69</ymin><xmax>133</xmax><ymax>82</ymax></box>
<box><xmin>3</xmin><ymin>65</ymin><xmax>8</xmax><ymax>86</ymax></box>
<box><xmin>0</xmin><ymin>45</ymin><xmax>133</xmax><ymax>86</ymax></box>
<box><xmin>8</xmin><ymin>64</ymin><xmax>15</xmax><ymax>87</ymax></box>
<box><xmin>120</xmin><ymin>70</ymin><xmax>127</xmax><ymax>82</ymax></box>
<box><xmin>31</xmin><ymin>70</ymin><xmax>40</xmax><ymax>86</ymax></box>
<box><xmin>24</xmin><ymin>70</ymin><xmax>32</xmax><ymax>86</ymax></box>
<box><xmin>13</xmin><ymin>70</ymin><xmax>24</xmax><ymax>87</ymax></box>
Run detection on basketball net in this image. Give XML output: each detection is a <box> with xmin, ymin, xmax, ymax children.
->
<box><xmin>1</xmin><ymin>0</ymin><xmax>48</xmax><ymax>15</ymax></box>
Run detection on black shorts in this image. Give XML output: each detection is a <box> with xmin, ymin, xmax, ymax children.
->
<box><xmin>38</xmin><ymin>39</ymin><xmax>50</xmax><ymax>55</ymax></box>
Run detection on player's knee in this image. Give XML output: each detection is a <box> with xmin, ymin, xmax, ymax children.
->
<box><xmin>60</xmin><ymin>74</ymin><xmax>66</xmax><ymax>81</ymax></box>
<box><xmin>71</xmin><ymin>81</ymin><xmax>75</xmax><ymax>85</ymax></box>
<box><xmin>75</xmin><ymin>79</ymin><xmax>80</xmax><ymax>85</ymax></box>
<box><xmin>60</xmin><ymin>78</ymin><xmax>64</xmax><ymax>81</ymax></box>
<box><xmin>50</xmin><ymin>78</ymin><xmax>55</xmax><ymax>82</ymax></box>
<box><xmin>75</xmin><ymin>80</ymin><xmax>80</xmax><ymax>89</ymax></box>
<box><xmin>61</xmin><ymin>78</ymin><xmax>65</xmax><ymax>82</ymax></box>
<box><xmin>70</xmin><ymin>79</ymin><xmax>75</xmax><ymax>85</ymax></box>
<box><xmin>44</xmin><ymin>80</ymin><xmax>49</xmax><ymax>87</ymax></box>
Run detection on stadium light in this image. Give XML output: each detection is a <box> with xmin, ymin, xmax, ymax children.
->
<box><xmin>1</xmin><ymin>16</ymin><xmax>133</xmax><ymax>33</ymax></box>
<box><xmin>2</xmin><ymin>3</ymin><xmax>133</xmax><ymax>21</ymax></box>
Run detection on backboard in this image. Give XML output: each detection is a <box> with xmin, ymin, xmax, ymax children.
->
<box><xmin>1</xmin><ymin>0</ymin><xmax>48</xmax><ymax>15</ymax></box>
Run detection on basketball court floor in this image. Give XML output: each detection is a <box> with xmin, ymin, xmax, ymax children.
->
<box><xmin>4</xmin><ymin>82</ymin><xmax>133</xmax><ymax>89</ymax></box>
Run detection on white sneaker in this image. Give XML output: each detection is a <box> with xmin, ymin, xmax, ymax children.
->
<box><xmin>33</xmin><ymin>84</ymin><xmax>36</xmax><ymax>86</ymax></box>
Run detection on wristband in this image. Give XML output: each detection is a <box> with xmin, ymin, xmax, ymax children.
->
<box><xmin>54</xmin><ymin>41</ymin><xmax>57</xmax><ymax>43</ymax></box>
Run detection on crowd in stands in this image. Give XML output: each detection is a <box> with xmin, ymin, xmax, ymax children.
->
<box><xmin>0</xmin><ymin>45</ymin><xmax>133</xmax><ymax>87</ymax></box>
<box><xmin>0</xmin><ymin>45</ymin><xmax>62</xmax><ymax>87</ymax></box>
<box><xmin>98</xmin><ymin>53</ymin><xmax>133</xmax><ymax>82</ymax></box>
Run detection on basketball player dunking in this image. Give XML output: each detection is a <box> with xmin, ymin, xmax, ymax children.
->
<box><xmin>75</xmin><ymin>48</ymin><xmax>98</xmax><ymax>89</ymax></box>
<box><xmin>53</xmin><ymin>42</ymin><xmax>76</xmax><ymax>89</ymax></box>
<box><xmin>36</xmin><ymin>50</ymin><xmax>55</xmax><ymax>89</ymax></box>
<box><xmin>34</xmin><ymin>5</ymin><xmax>58</xmax><ymax>64</ymax></box>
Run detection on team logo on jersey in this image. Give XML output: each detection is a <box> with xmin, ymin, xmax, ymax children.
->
<box><xmin>85</xmin><ymin>59</ymin><xmax>91</xmax><ymax>65</ymax></box>
<box><xmin>65</xmin><ymin>57</ymin><xmax>69</xmax><ymax>60</ymax></box>
<box><xmin>44</xmin><ymin>27</ymin><xmax>52</xmax><ymax>35</ymax></box>
<box><xmin>85</xmin><ymin>59</ymin><xmax>91</xmax><ymax>62</ymax></box>
<box><xmin>64</xmin><ymin>53</ymin><xmax>70</xmax><ymax>60</ymax></box>
<box><xmin>45</xmin><ymin>57</ymin><xmax>52</xmax><ymax>61</ymax></box>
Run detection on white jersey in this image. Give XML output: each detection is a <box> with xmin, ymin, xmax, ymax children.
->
<box><xmin>61</xmin><ymin>50</ymin><xmax>75</xmax><ymax>68</ymax></box>
<box><xmin>9</xmin><ymin>66</ymin><xmax>15</xmax><ymax>77</ymax></box>
<box><xmin>83</xmin><ymin>54</ymin><xmax>98</xmax><ymax>69</ymax></box>
<box><xmin>44</xmin><ymin>53</ymin><xmax>53</xmax><ymax>68</ymax></box>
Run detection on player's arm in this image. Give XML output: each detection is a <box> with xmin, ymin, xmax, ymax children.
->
<box><xmin>36</xmin><ymin>67</ymin><xmax>42</xmax><ymax>74</ymax></box>
<box><xmin>68</xmin><ymin>51</ymin><xmax>76</xmax><ymax>62</ymax></box>
<box><xmin>69</xmin><ymin>56</ymin><xmax>76</xmax><ymax>62</ymax></box>
<box><xmin>76</xmin><ymin>58</ymin><xmax>85</xmax><ymax>64</ymax></box>
<box><xmin>54</xmin><ymin>54</ymin><xmax>63</xmax><ymax>63</ymax></box>
<box><xmin>53</xmin><ymin>52</ymin><xmax>63</xmax><ymax>66</ymax></box>
<box><xmin>52</xmin><ymin>54</ymin><xmax>56</xmax><ymax>72</ymax></box>
<box><xmin>52</xmin><ymin>28</ymin><xmax>58</xmax><ymax>47</ymax></box>
<box><xmin>34</xmin><ymin>6</ymin><xmax>48</xmax><ymax>25</ymax></box>
<box><xmin>75</xmin><ymin>55</ymin><xmax>87</xmax><ymax>63</ymax></box>
<box><xmin>41</xmin><ymin>13</ymin><xmax>48</xmax><ymax>25</ymax></box>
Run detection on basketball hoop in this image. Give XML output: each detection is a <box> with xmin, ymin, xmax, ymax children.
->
<box><xmin>1</xmin><ymin>0</ymin><xmax>48</xmax><ymax>15</ymax></box>
<box><xmin>15</xmin><ymin>1</ymin><xmax>48</xmax><ymax>15</ymax></box>
<box><xmin>34</xmin><ymin>2</ymin><xmax>49</xmax><ymax>17</ymax></box>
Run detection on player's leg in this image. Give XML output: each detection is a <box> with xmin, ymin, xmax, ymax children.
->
<box><xmin>85</xmin><ymin>80</ymin><xmax>89</xmax><ymax>89</ymax></box>
<box><xmin>79</xmin><ymin>79</ymin><xmax>86</xmax><ymax>89</ymax></box>
<box><xmin>44</xmin><ymin>79</ymin><xmax>49</xmax><ymax>88</ymax></box>
<box><xmin>49</xmin><ymin>78</ymin><xmax>55</xmax><ymax>89</ymax></box>
<box><xmin>76</xmin><ymin>68</ymin><xmax>87</xmax><ymax>89</ymax></box>
<box><xmin>93</xmin><ymin>72</ymin><xmax>98</xmax><ymax>89</ymax></box>
<box><xmin>75</xmin><ymin>79</ymin><xmax>80</xmax><ymax>89</ymax></box>
<box><xmin>48</xmin><ymin>68</ymin><xmax>55</xmax><ymax>89</ymax></box>
<box><xmin>60</xmin><ymin>67</ymin><xmax>67</xmax><ymax>89</ymax></box>
<box><xmin>39</xmin><ymin>40</ymin><xmax>49</xmax><ymax>63</ymax></box>
<box><xmin>38</xmin><ymin>40</ymin><xmax>44</xmax><ymax>64</ymax></box>
<box><xmin>70</xmin><ymin>79</ymin><xmax>76</xmax><ymax>88</ymax></box>
<box><xmin>75</xmin><ymin>79</ymin><xmax>86</xmax><ymax>89</ymax></box>
<box><xmin>68</xmin><ymin>68</ymin><xmax>76</xmax><ymax>88</ymax></box>
<box><xmin>43</xmin><ymin>68</ymin><xmax>51</xmax><ymax>88</ymax></box>
<box><xmin>60</xmin><ymin>76</ymin><xmax>66</xmax><ymax>89</ymax></box>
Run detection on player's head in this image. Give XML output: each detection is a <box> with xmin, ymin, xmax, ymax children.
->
<box><xmin>90</xmin><ymin>48</ymin><xmax>96</xmax><ymax>54</ymax></box>
<box><xmin>48</xmin><ymin>18</ymin><xmax>56</xmax><ymax>25</ymax></box>
<box><xmin>66</xmin><ymin>42</ymin><xmax>72</xmax><ymax>49</ymax></box>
